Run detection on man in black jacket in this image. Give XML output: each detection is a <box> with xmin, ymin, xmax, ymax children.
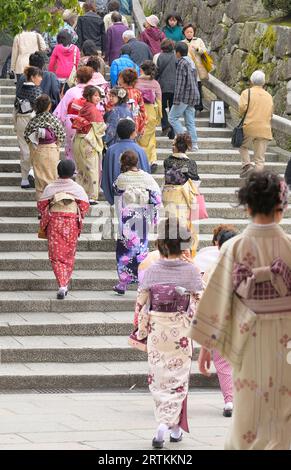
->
<box><xmin>122</xmin><ymin>30</ymin><xmax>152</xmax><ymax>66</ymax></box>
<box><xmin>77</xmin><ymin>0</ymin><xmax>106</xmax><ymax>53</ymax></box>
<box><xmin>16</xmin><ymin>52</ymin><xmax>60</xmax><ymax>112</ymax></box>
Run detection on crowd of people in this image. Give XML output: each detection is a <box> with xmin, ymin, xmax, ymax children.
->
<box><xmin>7</xmin><ymin>0</ymin><xmax>291</xmax><ymax>452</ymax></box>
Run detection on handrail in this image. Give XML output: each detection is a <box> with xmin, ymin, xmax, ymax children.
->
<box><xmin>132</xmin><ymin>0</ymin><xmax>146</xmax><ymax>34</ymax></box>
<box><xmin>206</xmin><ymin>74</ymin><xmax>291</xmax><ymax>135</ymax></box>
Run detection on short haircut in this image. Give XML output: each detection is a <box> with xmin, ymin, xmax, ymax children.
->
<box><xmin>86</xmin><ymin>56</ymin><xmax>101</xmax><ymax>72</ymax></box>
<box><xmin>161</xmin><ymin>38</ymin><xmax>174</xmax><ymax>53</ymax></box>
<box><xmin>183</xmin><ymin>23</ymin><xmax>196</xmax><ymax>34</ymax></box>
<box><xmin>119</xmin><ymin>67</ymin><xmax>138</xmax><ymax>85</ymax></box>
<box><xmin>58</xmin><ymin>159</ymin><xmax>75</xmax><ymax>178</ymax></box>
<box><xmin>111</xmin><ymin>12</ymin><xmax>122</xmax><ymax>23</ymax></box>
<box><xmin>140</xmin><ymin>60</ymin><xmax>156</xmax><ymax>79</ymax></box>
<box><xmin>175</xmin><ymin>41</ymin><xmax>188</xmax><ymax>56</ymax></box>
<box><xmin>82</xmin><ymin>40</ymin><xmax>98</xmax><ymax>56</ymax></box>
<box><xmin>120</xmin><ymin>150</ymin><xmax>138</xmax><ymax>173</ymax></box>
<box><xmin>83</xmin><ymin>0</ymin><xmax>97</xmax><ymax>13</ymax></box>
<box><xmin>57</xmin><ymin>30</ymin><xmax>72</xmax><ymax>47</ymax></box>
<box><xmin>108</xmin><ymin>0</ymin><xmax>120</xmax><ymax>12</ymax></box>
<box><xmin>123</xmin><ymin>30</ymin><xmax>135</xmax><ymax>41</ymax></box>
<box><xmin>212</xmin><ymin>224</ymin><xmax>237</xmax><ymax>246</ymax></box>
<box><xmin>120</xmin><ymin>44</ymin><xmax>131</xmax><ymax>56</ymax></box>
<box><xmin>165</xmin><ymin>13</ymin><xmax>183</xmax><ymax>26</ymax></box>
<box><xmin>116</xmin><ymin>118</ymin><xmax>136</xmax><ymax>139</ymax></box>
<box><xmin>217</xmin><ymin>230</ymin><xmax>237</xmax><ymax>249</ymax></box>
<box><xmin>34</xmin><ymin>94</ymin><xmax>51</xmax><ymax>114</ymax></box>
<box><xmin>29</xmin><ymin>52</ymin><xmax>45</xmax><ymax>70</ymax></box>
<box><xmin>76</xmin><ymin>66</ymin><xmax>93</xmax><ymax>84</ymax></box>
<box><xmin>250</xmin><ymin>70</ymin><xmax>265</xmax><ymax>86</ymax></box>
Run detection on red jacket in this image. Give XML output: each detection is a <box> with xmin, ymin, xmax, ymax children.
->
<box><xmin>140</xmin><ymin>27</ymin><xmax>166</xmax><ymax>55</ymax></box>
<box><xmin>48</xmin><ymin>44</ymin><xmax>80</xmax><ymax>80</ymax></box>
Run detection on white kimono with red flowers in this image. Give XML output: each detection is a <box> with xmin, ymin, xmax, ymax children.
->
<box><xmin>188</xmin><ymin>223</ymin><xmax>291</xmax><ymax>450</ymax></box>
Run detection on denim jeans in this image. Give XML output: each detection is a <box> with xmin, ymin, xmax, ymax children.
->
<box><xmin>169</xmin><ymin>103</ymin><xmax>198</xmax><ymax>145</ymax></box>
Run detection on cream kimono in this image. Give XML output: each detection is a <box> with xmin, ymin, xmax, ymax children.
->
<box><xmin>188</xmin><ymin>223</ymin><xmax>291</xmax><ymax>450</ymax></box>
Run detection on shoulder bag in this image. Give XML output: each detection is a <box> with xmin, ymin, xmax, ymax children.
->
<box><xmin>231</xmin><ymin>89</ymin><xmax>250</xmax><ymax>148</ymax></box>
<box><xmin>67</xmin><ymin>46</ymin><xmax>78</xmax><ymax>88</ymax></box>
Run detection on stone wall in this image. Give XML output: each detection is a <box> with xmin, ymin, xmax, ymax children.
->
<box><xmin>152</xmin><ymin>0</ymin><xmax>291</xmax><ymax>124</ymax></box>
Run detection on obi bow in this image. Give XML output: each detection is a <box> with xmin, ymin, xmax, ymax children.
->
<box><xmin>233</xmin><ymin>258</ymin><xmax>291</xmax><ymax>298</ymax></box>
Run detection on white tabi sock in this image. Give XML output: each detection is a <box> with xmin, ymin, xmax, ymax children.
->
<box><xmin>155</xmin><ymin>423</ymin><xmax>168</xmax><ymax>442</ymax></box>
<box><xmin>171</xmin><ymin>425</ymin><xmax>182</xmax><ymax>439</ymax></box>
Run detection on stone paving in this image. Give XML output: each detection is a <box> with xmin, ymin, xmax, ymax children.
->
<box><xmin>0</xmin><ymin>390</ymin><xmax>229</xmax><ymax>450</ymax></box>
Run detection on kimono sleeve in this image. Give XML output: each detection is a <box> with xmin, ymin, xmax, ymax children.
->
<box><xmin>148</xmin><ymin>190</ymin><xmax>162</xmax><ymax>226</ymax></box>
<box><xmin>76</xmin><ymin>200</ymin><xmax>90</xmax><ymax>219</ymax></box>
<box><xmin>37</xmin><ymin>199</ymin><xmax>50</xmax><ymax>232</ymax></box>
<box><xmin>135</xmin><ymin>288</ymin><xmax>150</xmax><ymax>338</ymax></box>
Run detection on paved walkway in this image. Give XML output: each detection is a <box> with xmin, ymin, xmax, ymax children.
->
<box><xmin>0</xmin><ymin>390</ymin><xmax>230</xmax><ymax>450</ymax></box>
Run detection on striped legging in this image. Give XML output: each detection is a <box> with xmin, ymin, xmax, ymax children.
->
<box><xmin>213</xmin><ymin>350</ymin><xmax>233</xmax><ymax>404</ymax></box>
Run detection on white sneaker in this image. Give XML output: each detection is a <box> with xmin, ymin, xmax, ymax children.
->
<box><xmin>57</xmin><ymin>286</ymin><xmax>68</xmax><ymax>300</ymax></box>
<box><xmin>191</xmin><ymin>144</ymin><xmax>199</xmax><ymax>152</ymax></box>
<box><xmin>223</xmin><ymin>402</ymin><xmax>233</xmax><ymax>417</ymax></box>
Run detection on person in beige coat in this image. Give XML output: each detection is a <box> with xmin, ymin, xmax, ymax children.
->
<box><xmin>239</xmin><ymin>70</ymin><xmax>273</xmax><ymax>178</ymax></box>
<box><xmin>11</xmin><ymin>31</ymin><xmax>47</xmax><ymax>81</ymax></box>
<box><xmin>182</xmin><ymin>23</ymin><xmax>208</xmax><ymax>112</ymax></box>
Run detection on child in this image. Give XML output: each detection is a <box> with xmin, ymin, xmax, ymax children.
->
<box><xmin>72</xmin><ymin>85</ymin><xmax>106</xmax><ymax>205</ymax></box>
<box><xmin>104</xmin><ymin>86</ymin><xmax>133</xmax><ymax>147</ymax></box>
<box><xmin>24</xmin><ymin>94</ymin><xmax>65</xmax><ymax>200</ymax></box>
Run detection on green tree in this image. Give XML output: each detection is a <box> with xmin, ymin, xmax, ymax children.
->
<box><xmin>262</xmin><ymin>0</ymin><xmax>291</xmax><ymax>14</ymax></box>
<box><xmin>0</xmin><ymin>0</ymin><xmax>80</xmax><ymax>36</ymax></box>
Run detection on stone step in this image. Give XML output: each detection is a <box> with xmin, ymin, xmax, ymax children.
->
<box><xmin>0</xmin><ymin>270</ymin><xmax>126</xmax><ymax>291</ymax></box>
<box><xmin>0</xmin><ymin>334</ymin><xmax>201</xmax><ymax>363</ymax></box>
<box><xmin>0</xmin><ymin>95</ymin><xmax>15</xmax><ymax>104</ymax></box>
<box><xmin>0</xmin><ymin>361</ymin><xmax>219</xmax><ymax>390</ymax></box>
<box><xmin>0</xmin><ymin>311</ymin><xmax>133</xmax><ymax>336</ymax></box>
<box><xmin>0</xmin><ymin>86</ymin><xmax>16</xmax><ymax>95</ymax></box>
<box><xmin>0</xmin><ymin>114</ymin><xmax>14</xmax><ymax>125</ymax></box>
<box><xmin>0</xmin><ymin>290</ymin><xmax>137</xmax><ymax>313</ymax></box>
<box><xmin>0</xmin><ymin>251</ymin><xmax>117</xmax><ymax>271</ymax></box>
<box><xmin>0</xmin><ymin>79</ymin><xmax>16</xmax><ymax>86</ymax></box>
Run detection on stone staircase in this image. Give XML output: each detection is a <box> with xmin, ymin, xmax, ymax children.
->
<box><xmin>0</xmin><ymin>78</ymin><xmax>289</xmax><ymax>391</ymax></box>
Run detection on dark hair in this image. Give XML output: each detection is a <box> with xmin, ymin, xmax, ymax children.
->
<box><xmin>58</xmin><ymin>159</ymin><xmax>75</xmax><ymax>178</ymax></box>
<box><xmin>175</xmin><ymin>41</ymin><xmax>188</xmax><ymax>56</ymax></box>
<box><xmin>109</xmin><ymin>86</ymin><xmax>128</xmax><ymax>104</ymax></box>
<box><xmin>82</xmin><ymin>40</ymin><xmax>98</xmax><ymax>56</ymax></box>
<box><xmin>34</xmin><ymin>94</ymin><xmax>51</xmax><ymax>114</ymax></box>
<box><xmin>212</xmin><ymin>224</ymin><xmax>237</xmax><ymax>245</ymax></box>
<box><xmin>217</xmin><ymin>230</ymin><xmax>237</xmax><ymax>249</ymax></box>
<box><xmin>116</xmin><ymin>118</ymin><xmax>136</xmax><ymax>139</ymax></box>
<box><xmin>157</xmin><ymin>219</ymin><xmax>192</xmax><ymax>257</ymax></box>
<box><xmin>140</xmin><ymin>60</ymin><xmax>156</xmax><ymax>79</ymax></box>
<box><xmin>183</xmin><ymin>23</ymin><xmax>196</xmax><ymax>34</ymax></box>
<box><xmin>111</xmin><ymin>11</ymin><xmax>122</xmax><ymax>22</ymax></box>
<box><xmin>108</xmin><ymin>0</ymin><xmax>120</xmax><ymax>12</ymax></box>
<box><xmin>237</xmin><ymin>170</ymin><xmax>286</xmax><ymax>216</ymax></box>
<box><xmin>83</xmin><ymin>85</ymin><xmax>102</xmax><ymax>102</ymax></box>
<box><xmin>24</xmin><ymin>66</ymin><xmax>43</xmax><ymax>81</ymax></box>
<box><xmin>120</xmin><ymin>150</ymin><xmax>138</xmax><ymax>172</ymax></box>
<box><xmin>165</xmin><ymin>13</ymin><xmax>183</xmax><ymax>27</ymax></box>
<box><xmin>57</xmin><ymin>30</ymin><xmax>72</xmax><ymax>47</ymax></box>
<box><xmin>29</xmin><ymin>51</ymin><xmax>45</xmax><ymax>69</ymax></box>
<box><xmin>120</xmin><ymin>44</ymin><xmax>131</xmax><ymax>56</ymax></box>
<box><xmin>83</xmin><ymin>0</ymin><xmax>97</xmax><ymax>13</ymax></box>
<box><xmin>161</xmin><ymin>38</ymin><xmax>174</xmax><ymax>53</ymax></box>
<box><xmin>86</xmin><ymin>56</ymin><xmax>101</xmax><ymax>72</ymax></box>
<box><xmin>119</xmin><ymin>68</ymin><xmax>138</xmax><ymax>85</ymax></box>
<box><xmin>76</xmin><ymin>66</ymin><xmax>93</xmax><ymax>84</ymax></box>
<box><xmin>174</xmin><ymin>133</ymin><xmax>192</xmax><ymax>153</ymax></box>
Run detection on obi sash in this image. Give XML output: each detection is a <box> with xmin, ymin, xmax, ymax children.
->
<box><xmin>150</xmin><ymin>284</ymin><xmax>190</xmax><ymax>313</ymax></box>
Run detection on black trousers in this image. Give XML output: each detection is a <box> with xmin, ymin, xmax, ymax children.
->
<box><xmin>195</xmin><ymin>81</ymin><xmax>204</xmax><ymax>112</ymax></box>
<box><xmin>161</xmin><ymin>92</ymin><xmax>174</xmax><ymax>131</ymax></box>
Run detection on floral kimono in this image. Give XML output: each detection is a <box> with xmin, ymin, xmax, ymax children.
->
<box><xmin>72</xmin><ymin>102</ymin><xmax>106</xmax><ymax>202</ymax></box>
<box><xmin>135</xmin><ymin>259</ymin><xmax>203</xmax><ymax>432</ymax></box>
<box><xmin>37</xmin><ymin>178</ymin><xmax>89</xmax><ymax>288</ymax></box>
<box><xmin>188</xmin><ymin>223</ymin><xmax>291</xmax><ymax>450</ymax></box>
<box><xmin>125</xmin><ymin>86</ymin><xmax>147</xmax><ymax>137</ymax></box>
<box><xmin>113</xmin><ymin>170</ymin><xmax>161</xmax><ymax>289</ymax></box>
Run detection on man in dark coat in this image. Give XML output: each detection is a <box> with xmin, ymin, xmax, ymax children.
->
<box><xmin>76</xmin><ymin>0</ymin><xmax>106</xmax><ymax>53</ymax></box>
<box><xmin>122</xmin><ymin>30</ymin><xmax>152</xmax><ymax>66</ymax></box>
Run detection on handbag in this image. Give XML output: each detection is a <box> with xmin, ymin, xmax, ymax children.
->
<box><xmin>197</xmin><ymin>193</ymin><xmax>208</xmax><ymax>220</ymax></box>
<box><xmin>66</xmin><ymin>46</ymin><xmax>78</xmax><ymax>88</ymax></box>
<box><xmin>201</xmin><ymin>51</ymin><xmax>214</xmax><ymax>73</ymax></box>
<box><xmin>231</xmin><ymin>89</ymin><xmax>250</xmax><ymax>148</ymax></box>
<box><xmin>128</xmin><ymin>329</ymin><xmax>147</xmax><ymax>352</ymax></box>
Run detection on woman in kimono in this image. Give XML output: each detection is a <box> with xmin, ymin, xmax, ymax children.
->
<box><xmin>53</xmin><ymin>66</ymin><xmax>94</xmax><ymax>161</ymax></box>
<box><xmin>24</xmin><ymin>94</ymin><xmax>65</xmax><ymax>200</ymax></box>
<box><xmin>136</xmin><ymin>60</ymin><xmax>162</xmax><ymax>173</ymax></box>
<box><xmin>72</xmin><ymin>85</ymin><xmax>106</xmax><ymax>205</ymax></box>
<box><xmin>134</xmin><ymin>218</ymin><xmax>203</xmax><ymax>448</ymax></box>
<box><xmin>104</xmin><ymin>86</ymin><xmax>133</xmax><ymax>148</ymax></box>
<box><xmin>162</xmin><ymin>133</ymin><xmax>200</xmax><ymax>257</ymax></box>
<box><xmin>118</xmin><ymin>68</ymin><xmax>147</xmax><ymax>139</ymax></box>
<box><xmin>113</xmin><ymin>150</ymin><xmax>161</xmax><ymax>295</ymax></box>
<box><xmin>38</xmin><ymin>160</ymin><xmax>89</xmax><ymax>300</ymax></box>
<box><xmin>189</xmin><ymin>170</ymin><xmax>291</xmax><ymax>450</ymax></box>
